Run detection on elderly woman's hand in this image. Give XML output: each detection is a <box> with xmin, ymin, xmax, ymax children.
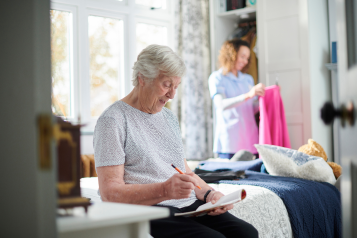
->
<box><xmin>162</xmin><ymin>172</ymin><xmax>199</xmax><ymax>200</ymax></box>
<box><xmin>246</xmin><ymin>83</ymin><xmax>265</xmax><ymax>99</ymax></box>
<box><xmin>206</xmin><ymin>191</ymin><xmax>234</xmax><ymax>216</ymax></box>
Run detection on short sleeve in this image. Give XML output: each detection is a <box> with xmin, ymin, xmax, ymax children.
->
<box><xmin>208</xmin><ymin>72</ymin><xmax>226</xmax><ymax>99</ymax></box>
<box><xmin>93</xmin><ymin>116</ymin><xmax>126</xmax><ymax>167</ymax></box>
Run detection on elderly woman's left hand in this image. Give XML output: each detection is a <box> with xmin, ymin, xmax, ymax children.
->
<box><xmin>206</xmin><ymin>191</ymin><xmax>234</xmax><ymax>216</ymax></box>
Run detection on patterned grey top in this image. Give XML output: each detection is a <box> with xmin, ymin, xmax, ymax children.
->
<box><xmin>93</xmin><ymin>100</ymin><xmax>197</xmax><ymax>208</ymax></box>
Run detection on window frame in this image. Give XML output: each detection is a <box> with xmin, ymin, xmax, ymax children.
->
<box><xmin>85</xmin><ymin>9</ymin><xmax>127</xmax><ymax>128</ymax></box>
<box><xmin>50</xmin><ymin>0</ymin><xmax>174</xmax><ymax>132</ymax></box>
<box><xmin>135</xmin><ymin>17</ymin><xmax>171</xmax><ymax>55</ymax></box>
<box><xmin>135</xmin><ymin>0</ymin><xmax>169</xmax><ymax>12</ymax></box>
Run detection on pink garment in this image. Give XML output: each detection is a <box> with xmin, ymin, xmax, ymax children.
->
<box><xmin>259</xmin><ymin>85</ymin><xmax>291</xmax><ymax>148</ymax></box>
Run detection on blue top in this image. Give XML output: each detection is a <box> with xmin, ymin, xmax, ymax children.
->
<box><xmin>208</xmin><ymin>69</ymin><xmax>258</xmax><ymax>154</ymax></box>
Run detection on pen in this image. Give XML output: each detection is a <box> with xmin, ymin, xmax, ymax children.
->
<box><xmin>171</xmin><ymin>164</ymin><xmax>202</xmax><ymax>189</ymax></box>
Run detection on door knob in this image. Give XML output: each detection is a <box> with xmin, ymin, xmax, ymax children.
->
<box><xmin>320</xmin><ymin>101</ymin><xmax>355</xmax><ymax>127</ymax></box>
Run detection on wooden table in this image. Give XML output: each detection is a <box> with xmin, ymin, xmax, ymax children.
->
<box><xmin>57</xmin><ymin>202</ymin><xmax>169</xmax><ymax>238</ymax></box>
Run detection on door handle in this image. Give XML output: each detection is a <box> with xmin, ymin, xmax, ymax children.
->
<box><xmin>320</xmin><ymin>101</ymin><xmax>355</xmax><ymax>127</ymax></box>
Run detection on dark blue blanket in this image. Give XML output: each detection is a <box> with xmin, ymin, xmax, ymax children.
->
<box><xmin>220</xmin><ymin>171</ymin><xmax>341</xmax><ymax>238</ymax></box>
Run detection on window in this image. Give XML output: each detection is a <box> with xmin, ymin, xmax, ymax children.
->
<box><xmin>50</xmin><ymin>0</ymin><xmax>173</xmax><ymax>131</ymax></box>
<box><xmin>50</xmin><ymin>9</ymin><xmax>73</xmax><ymax>118</ymax></box>
<box><xmin>136</xmin><ymin>22</ymin><xmax>168</xmax><ymax>54</ymax></box>
<box><xmin>88</xmin><ymin>16</ymin><xmax>124</xmax><ymax>117</ymax></box>
<box><xmin>135</xmin><ymin>0</ymin><xmax>166</xmax><ymax>9</ymax></box>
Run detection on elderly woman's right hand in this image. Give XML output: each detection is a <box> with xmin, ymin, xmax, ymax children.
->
<box><xmin>246</xmin><ymin>83</ymin><xmax>265</xmax><ymax>99</ymax></box>
<box><xmin>163</xmin><ymin>172</ymin><xmax>199</xmax><ymax>199</ymax></box>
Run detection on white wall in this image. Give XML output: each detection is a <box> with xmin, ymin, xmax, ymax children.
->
<box><xmin>328</xmin><ymin>0</ymin><xmax>340</xmax><ymax>163</ymax></box>
<box><xmin>307</xmin><ymin>0</ymin><xmax>333</xmax><ymax>159</ymax></box>
<box><xmin>81</xmin><ymin>135</ymin><xmax>94</xmax><ymax>155</ymax></box>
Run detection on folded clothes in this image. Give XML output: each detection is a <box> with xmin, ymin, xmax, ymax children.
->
<box><xmin>194</xmin><ymin>169</ymin><xmax>246</xmax><ymax>183</ymax></box>
<box><xmin>197</xmin><ymin>158</ymin><xmax>263</xmax><ymax>172</ymax></box>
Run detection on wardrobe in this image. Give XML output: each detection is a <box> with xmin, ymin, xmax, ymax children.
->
<box><xmin>209</xmin><ymin>0</ymin><xmax>334</xmax><ymax>161</ymax></box>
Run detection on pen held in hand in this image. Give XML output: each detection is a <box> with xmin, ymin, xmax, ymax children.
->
<box><xmin>171</xmin><ymin>164</ymin><xmax>202</xmax><ymax>189</ymax></box>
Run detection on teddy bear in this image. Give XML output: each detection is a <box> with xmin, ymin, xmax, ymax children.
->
<box><xmin>298</xmin><ymin>139</ymin><xmax>342</xmax><ymax>179</ymax></box>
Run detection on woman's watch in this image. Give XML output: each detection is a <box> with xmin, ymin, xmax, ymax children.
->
<box><xmin>203</xmin><ymin>189</ymin><xmax>212</xmax><ymax>203</ymax></box>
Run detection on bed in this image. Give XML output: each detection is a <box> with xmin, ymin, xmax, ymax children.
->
<box><xmin>80</xmin><ymin>144</ymin><xmax>341</xmax><ymax>238</ymax></box>
<box><xmin>80</xmin><ymin>170</ymin><xmax>340</xmax><ymax>238</ymax></box>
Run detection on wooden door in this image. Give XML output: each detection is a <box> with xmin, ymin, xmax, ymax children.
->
<box><xmin>335</xmin><ymin>0</ymin><xmax>357</xmax><ymax>237</ymax></box>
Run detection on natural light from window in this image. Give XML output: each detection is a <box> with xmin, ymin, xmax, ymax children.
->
<box><xmin>135</xmin><ymin>0</ymin><xmax>166</xmax><ymax>9</ymax></box>
<box><xmin>50</xmin><ymin>1</ymin><xmax>172</xmax><ymax>130</ymax></box>
<box><xmin>88</xmin><ymin>16</ymin><xmax>124</xmax><ymax>117</ymax></box>
<box><xmin>50</xmin><ymin>10</ymin><xmax>73</xmax><ymax>118</ymax></box>
<box><xmin>136</xmin><ymin>23</ymin><xmax>168</xmax><ymax>55</ymax></box>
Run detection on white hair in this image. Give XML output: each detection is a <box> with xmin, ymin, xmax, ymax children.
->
<box><xmin>132</xmin><ymin>44</ymin><xmax>186</xmax><ymax>86</ymax></box>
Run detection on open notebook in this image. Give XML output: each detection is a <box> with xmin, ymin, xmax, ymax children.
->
<box><xmin>175</xmin><ymin>188</ymin><xmax>246</xmax><ymax>217</ymax></box>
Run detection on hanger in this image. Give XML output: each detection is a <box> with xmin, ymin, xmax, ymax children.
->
<box><xmin>275</xmin><ymin>74</ymin><xmax>282</xmax><ymax>91</ymax></box>
<box><xmin>275</xmin><ymin>73</ymin><xmax>279</xmax><ymax>86</ymax></box>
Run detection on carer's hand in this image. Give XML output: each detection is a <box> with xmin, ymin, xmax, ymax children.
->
<box><xmin>246</xmin><ymin>83</ymin><xmax>265</xmax><ymax>99</ymax></box>
<box><xmin>206</xmin><ymin>191</ymin><xmax>234</xmax><ymax>216</ymax></box>
<box><xmin>163</xmin><ymin>172</ymin><xmax>199</xmax><ymax>200</ymax></box>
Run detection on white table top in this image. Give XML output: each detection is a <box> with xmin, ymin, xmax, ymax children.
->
<box><xmin>57</xmin><ymin>202</ymin><xmax>169</xmax><ymax>233</ymax></box>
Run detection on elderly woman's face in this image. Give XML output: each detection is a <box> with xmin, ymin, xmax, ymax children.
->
<box><xmin>139</xmin><ymin>74</ymin><xmax>181</xmax><ymax>114</ymax></box>
<box><xmin>234</xmin><ymin>45</ymin><xmax>250</xmax><ymax>72</ymax></box>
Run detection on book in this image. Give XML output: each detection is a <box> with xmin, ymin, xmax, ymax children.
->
<box><xmin>174</xmin><ymin>189</ymin><xmax>246</xmax><ymax>217</ymax></box>
<box><xmin>227</xmin><ymin>0</ymin><xmax>246</xmax><ymax>11</ymax></box>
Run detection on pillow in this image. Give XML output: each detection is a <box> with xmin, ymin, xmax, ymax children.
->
<box><xmin>197</xmin><ymin>159</ymin><xmax>263</xmax><ymax>172</ymax></box>
<box><xmin>254</xmin><ymin>144</ymin><xmax>336</xmax><ymax>184</ymax></box>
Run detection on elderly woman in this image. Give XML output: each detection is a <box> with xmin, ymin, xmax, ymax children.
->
<box><xmin>94</xmin><ymin>44</ymin><xmax>258</xmax><ymax>238</ymax></box>
<box><xmin>209</xmin><ymin>39</ymin><xmax>265</xmax><ymax>159</ymax></box>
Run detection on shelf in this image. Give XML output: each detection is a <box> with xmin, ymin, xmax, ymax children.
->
<box><xmin>217</xmin><ymin>6</ymin><xmax>256</xmax><ymax>20</ymax></box>
<box><xmin>325</xmin><ymin>63</ymin><xmax>337</xmax><ymax>71</ymax></box>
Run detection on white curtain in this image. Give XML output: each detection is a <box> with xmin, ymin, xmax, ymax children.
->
<box><xmin>172</xmin><ymin>0</ymin><xmax>213</xmax><ymax>160</ymax></box>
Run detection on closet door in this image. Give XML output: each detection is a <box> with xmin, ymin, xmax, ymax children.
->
<box><xmin>257</xmin><ymin>0</ymin><xmax>311</xmax><ymax>149</ymax></box>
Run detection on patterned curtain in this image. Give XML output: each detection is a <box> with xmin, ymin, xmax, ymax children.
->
<box><xmin>171</xmin><ymin>0</ymin><xmax>213</xmax><ymax>160</ymax></box>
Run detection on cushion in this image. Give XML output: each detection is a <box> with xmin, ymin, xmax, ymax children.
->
<box><xmin>81</xmin><ymin>154</ymin><xmax>98</xmax><ymax>178</ymax></box>
<box><xmin>80</xmin><ymin>155</ymin><xmax>91</xmax><ymax>178</ymax></box>
<box><xmin>196</xmin><ymin>158</ymin><xmax>263</xmax><ymax>172</ymax></box>
<box><xmin>254</xmin><ymin>144</ymin><xmax>336</xmax><ymax>184</ymax></box>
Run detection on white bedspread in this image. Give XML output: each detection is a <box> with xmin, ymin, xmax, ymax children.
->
<box><xmin>80</xmin><ymin>177</ymin><xmax>101</xmax><ymax>203</ymax></box>
<box><xmin>80</xmin><ymin>178</ymin><xmax>293</xmax><ymax>238</ymax></box>
<box><xmin>209</xmin><ymin>184</ymin><xmax>293</xmax><ymax>238</ymax></box>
